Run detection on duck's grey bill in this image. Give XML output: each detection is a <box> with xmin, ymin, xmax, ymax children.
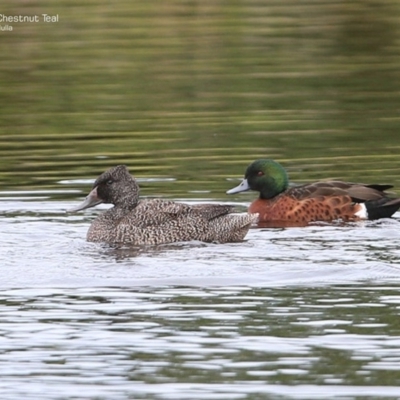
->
<box><xmin>226</xmin><ymin>179</ymin><xmax>251</xmax><ymax>194</ymax></box>
<box><xmin>67</xmin><ymin>187</ymin><xmax>103</xmax><ymax>212</ymax></box>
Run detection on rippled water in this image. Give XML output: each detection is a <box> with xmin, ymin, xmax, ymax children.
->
<box><xmin>2</xmin><ymin>0</ymin><xmax>400</xmax><ymax>397</ymax></box>
<box><xmin>2</xmin><ymin>192</ymin><xmax>400</xmax><ymax>399</ymax></box>
<box><xmin>3</xmin><ymin>193</ymin><xmax>400</xmax><ymax>288</ymax></box>
<box><xmin>2</xmin><ymin>285</ymin><xmax>400</xmax><ymax>400</ymax></box>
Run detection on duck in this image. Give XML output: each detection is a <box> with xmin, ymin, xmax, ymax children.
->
<box><xmin>227</xmin><ymin>158</ymin><xmax>400</xmax><ymax>226</ymax></box>
<box><xmin>69</xmin><ymin>165</ymin><xmax>258</xmax><ymax>245</ymax></box>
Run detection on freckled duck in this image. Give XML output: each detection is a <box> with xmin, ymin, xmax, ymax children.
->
<box><xmin>227</xmin><ymin>158</ymin><xmax>400</xmax><ymax>226</ymax></box>
<box><xmin>69</xmin><ymin>165</ymin><xmax>258</xmax><ymax>244</ymax></box>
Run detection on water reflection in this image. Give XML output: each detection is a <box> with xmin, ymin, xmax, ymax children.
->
<box><xmin>1</xmin><ymin>1</ymin><xmax>400</xmax><ymax>397</ymax></box>
<box><xmin>99</xmin><ymin>241</ymin><xmax>209</xmax><ymax>261</ymax></box>
<box><xmin>1</xmin><ymin>198</ymin><xmax>400</xmax><ymax>287</ymax></box>
<box><xmin>0</xmin><ymin>1</ymin><xmax>399</xmax><ymax>194</ymax></box>
<box><xmin>1</xmin><ymin>285</ymin><xmax>400</xmax><ymax>399</ymax></box>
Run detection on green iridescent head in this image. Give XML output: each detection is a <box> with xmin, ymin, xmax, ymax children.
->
<box><xmin>227</xmin><ymin>159</ymin><xmax>289</xmax><ymax>199</ymax></box>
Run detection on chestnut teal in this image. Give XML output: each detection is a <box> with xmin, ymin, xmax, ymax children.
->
<box><xmin>227</xmin><ymin>158</ymin><xmax>400</xmax><ymax>226</ymax></box>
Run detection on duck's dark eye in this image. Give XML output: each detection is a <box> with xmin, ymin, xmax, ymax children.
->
<box><xmin>106</xmin><ymin>179</ymin><xmax>114</xmax><ymax>185</ymax></box>
<box><xmin>257</xmin><ymin>171</ymin><xmax>264</xmax><ymax>176</ymax></box>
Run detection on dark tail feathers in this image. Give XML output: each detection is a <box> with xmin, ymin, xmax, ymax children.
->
<box><xmin>365</xmin><ymin>197</ymin><xmax>400</xmax><ymax>220</ymax></box>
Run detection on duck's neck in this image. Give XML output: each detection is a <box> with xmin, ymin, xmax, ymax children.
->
<box><xmin>109</xmin><ymin>205</ymin><xmax>127</xmax><ymax>218</ymax></box>
<box><xmin>258</xmin><ymin>177</ymin><xmax>287</xmax><ymax>199</ymax></box>
<box><xmin>114</xmin><ymin>193</ymin><xmax>139</xmax><ymax>212</ymax></box>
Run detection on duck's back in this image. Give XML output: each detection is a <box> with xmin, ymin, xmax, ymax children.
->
<box><xmin>87</xmin><ymin>199</ymin><xmax>257</xmax><ymax>245</ymax></box>
<box><xmin>250</xmin><ymin>181</ymin><xmax>400</xmax><ymax>224</ymax></box>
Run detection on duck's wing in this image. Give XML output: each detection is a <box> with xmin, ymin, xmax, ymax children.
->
<box><xmin>288</xmin><ymin>181</ymin><xmax>394</xmax><ymax>203</ymax></box>
<box><xmin>125</xmin><ymin>199</ymin><xmax>191</xmax><ymax>227</ymax></box>
<box><xmin>125</xmin><ymin>200</ymin><xmax>235</xmax><ymax>227</ymax></box>
<box><xmin>190</xmin><ymin>204</ymin><xmax>236</xmax><ymax>220</ymax></box>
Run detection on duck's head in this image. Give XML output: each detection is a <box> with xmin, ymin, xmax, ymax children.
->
<box><xmin>69</xmin><ymin>165</ymin><xmax>140</xmax><ymax>212</ymax></box>
<box><xmin>227</xmin><ymin>159</ymin><xmax>289</xmax><ymax>199</ymax></box>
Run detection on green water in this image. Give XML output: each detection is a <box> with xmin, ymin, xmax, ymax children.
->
<box><xmin>1</xmin><ymin>3</ymin><xmax>400</xmax><ymax>398</ymax></box>
<box><xmin>0</xmin><ymin>0</ymin><xmax>399</xmax><ymax>196</ymax></box>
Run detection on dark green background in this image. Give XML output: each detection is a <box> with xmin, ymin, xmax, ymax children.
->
<box><xmin>1</xmin><ymin>0</ymin><xmax>399</xmax><ymax>197</ymax></box>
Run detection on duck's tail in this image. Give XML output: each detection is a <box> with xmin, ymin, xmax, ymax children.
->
<box><xmin>365</xmin><ymin>197</ymin><xmax>400</xmax><ymax>220</ymax></box>
<box><xmin>213</xmin><ymin>212</ymin><xmax>259</xmax><ymax>243</ymax></box>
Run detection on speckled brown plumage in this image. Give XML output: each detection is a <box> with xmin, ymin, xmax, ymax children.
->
<box><xmin>249</xmin><ymin>189</ymin><xmax>367</xmax><ymax>224</ymax></box>
<box><xmin>70</xmin><ymin>165</ymin><xmax>258</xmax><ymax>244</ymax></box>
<box><xmin>227</xmin><ymin>159</ymin><xmax>400</xmax><ymax>226</ymax></box>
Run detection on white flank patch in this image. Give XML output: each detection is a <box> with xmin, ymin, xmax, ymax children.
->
<box><xmin>355</xmin><ymin>203</ymin><xmax>368</xmax><ymax>219</ymax></box>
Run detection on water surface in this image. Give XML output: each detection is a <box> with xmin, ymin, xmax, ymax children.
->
<box><xmin>2</xmin><ymin>194</ymin><xmax>400</xmax><ymax>399</ymax></box>
<box><xmin>1</xmin><ymin>0</ymin><xmax>400</xmax><ymax>398</ymax></box>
